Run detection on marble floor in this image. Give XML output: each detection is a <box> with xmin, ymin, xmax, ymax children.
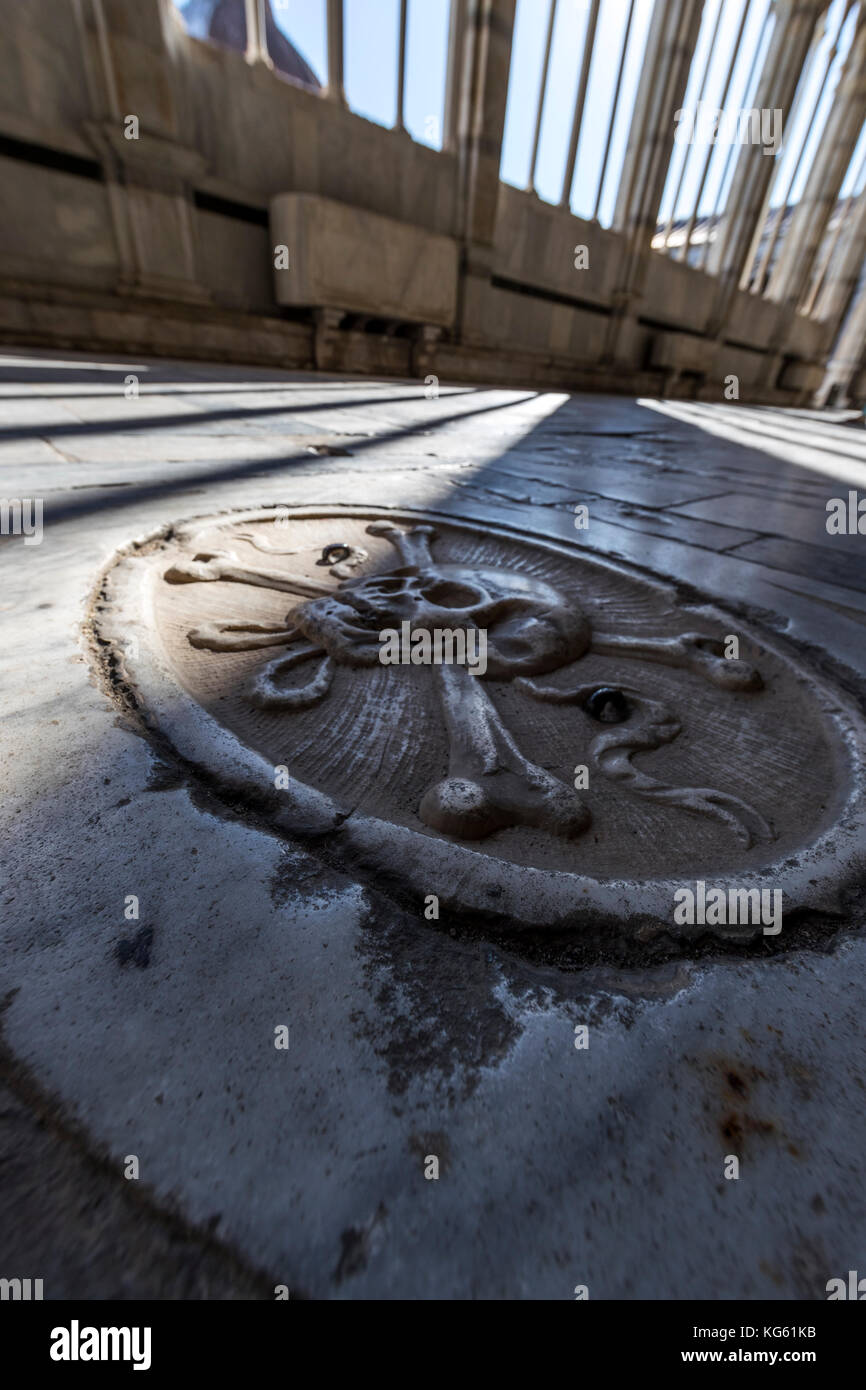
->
<box><xmin>1</xmin><ymin>349</ymin><xmax>865</xmax><ymax>1298</ymax></box>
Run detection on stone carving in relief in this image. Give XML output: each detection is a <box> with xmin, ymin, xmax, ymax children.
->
<box><xmin>164</xmin><ymin>520</ymin><xmax>773</xmax><ymax>848</ymax></box>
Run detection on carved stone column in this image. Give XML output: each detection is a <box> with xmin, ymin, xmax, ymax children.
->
<box><xmin>443</xmin><ymin>0</ymin><xmax>469</xmax><ymax>153</ymax></box>
<box><xmin>74</xmin><ymin>0</ymin><xmax>211</xmax><ymax>303</ymax></box>
<box><xmin>453</xmin><ymin>0</ymin><xmax>516</xmax><ymax>343</ymax></box>
<box><xmin>816</xmin><ymin>282</ymin><xmax>866</xmax><ymax>406</ymax></box>
<box><xmin>605</xmin><ymin>0</ymin><xmax>705</xmax><ymax>363</ymax></box>
<box><xmin>410</xmin><ymin>325</ymin><xmax>443</xmax><ymax>379</ymax></box>
<box><xmin>812</xmin><ymin>186</ymin><xmax>866</xmax><ymax>335</ymax></box>
<box><xmin>706</xmin><ymin>0</ymin><xmax>824</xmax><ymax>292</ymax></box>
<box><xmin>325</xmin><ymin>0</ymin><xmax>346</xmax><ymax>105</ymax></box>
<box><xmin>767</xmin><ymin>11</ymin><xmax>866</xmax><ymax>308</ymax></box>
<box><xmin>244</xmin><ymin>0</ymin><xmax>272</xmax><ymax>66</ymax></box>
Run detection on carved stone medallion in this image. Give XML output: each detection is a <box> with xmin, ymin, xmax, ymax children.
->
<box><xmin>92</xmin><ymin>506</ymin><xmax>866</xmax><ymax>948</ymax></box>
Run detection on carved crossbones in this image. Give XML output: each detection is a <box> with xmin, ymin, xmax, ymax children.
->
<box><xmin>165</xmin><ymin>522</ymin><xmax>772</xmax><ymax>846</ymax></box>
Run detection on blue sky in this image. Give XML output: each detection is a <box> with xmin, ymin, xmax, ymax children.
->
<box><xmin>501</xmin><ymin>0</ymin><xmax>652</xmax><ymax>223</ymax></box>
<box><xmin>179</xmin><ymin>0</ymin><xmax>450</xmax><ymax>147</ymax></box>
<box><xmin>268</xmin><ymin>0</ymin><xmax>450</xmax><ymax>143</ymax></box>
<box><xmin>178</xmin><ymin>0</ymin><xmax>866</xmax><ymax>228</ymax></box>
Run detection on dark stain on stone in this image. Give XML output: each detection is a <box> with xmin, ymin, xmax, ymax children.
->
<box><xmin>116</xmin><ymin>926</ymin><xmax>154</xmax><ymax>969</ymax></box>
<box><xmin>353</xmin><ymin>890</ymin><xmax>705</xmax><ymax>1098</ymax></box>
<box><xmin>689</xmin><ymin>1052</ymin><xmax>794</xmax><ymax>1154</ymax></box>
<box><xmin>145</xmin><ymin>756</ymin><xmax>187</xmax><ymax>792</ymax></box>
<box><xmin>786</xmin><ymin>1234</ymin><xmax>835</xmax><ymax>1300</ymax></box>
<box><xmin>759</xmin><ymin>1258</ymin><xmax>786</xmax><ymax>1289</ymax></box>
<box><xmin>354</xmin><ymin>891</ymin><xmax>520</xmax><ymax>1100</ymax></box>
<box><xmin>721</xmin><ymin>1111</ymin><xmax>776</xmax><ymax>1145</ymax></box>
<box><xmin>719</xmin><ymin>1050</ymin><xmax>817</xmax><ymax>1160</ymax></box>
<box><xmin>692</xmin><ymin>1053</ymin><xmax>769</xmax><ymax>1097</ymax></box>
<box><xmin>333</xmin><ymin>1202</ymin><xmax>387</xmax><ymax>1285</ymax></box>
<box><xmin>269</xmin><ymin>846</ymin><xmax>342</xmax><ymax>906</ymax></box>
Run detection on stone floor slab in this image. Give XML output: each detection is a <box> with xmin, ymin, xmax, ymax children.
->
<box><xmin>1</xmin><ymin>351</ymin><xmax>865</xmax><ymax>1300</ymax></box>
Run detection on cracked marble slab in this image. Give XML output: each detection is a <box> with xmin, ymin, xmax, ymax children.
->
<box><xmin>1</xmin><ymin>352</ymin><xmax>865</xmax><ymax>1299</ymax></box>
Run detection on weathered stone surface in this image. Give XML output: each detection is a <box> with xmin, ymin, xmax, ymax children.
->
<box><xmin>270</xmin><ymin>194</ymin><xmax>459</xmax><ymax>328</ymax></box>
<box><xmin>94</xmin><ymin>505</ymin><xmax>866</xmax><ymax>948</ymax></box>
<box><xmin>2</xmin><ymin>352</ymin><xmax>866</xmax><ymax>1300</ymax></box>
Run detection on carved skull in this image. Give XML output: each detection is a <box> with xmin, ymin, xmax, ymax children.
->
<box><xmin>166</xmin><ymin>517</ymin><xmax>771</xmax><ymax>849</ymax></box>
<box><xmin>293</xmin><ymin>562</ymin><xmax>591</xmax><ymax>678</ymax></box>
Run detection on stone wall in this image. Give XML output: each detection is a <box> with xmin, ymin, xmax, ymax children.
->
<box><xmin>0</xmin><ymin>0</ymin><xmax>838</xmax><ymax>402</ymax></box>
